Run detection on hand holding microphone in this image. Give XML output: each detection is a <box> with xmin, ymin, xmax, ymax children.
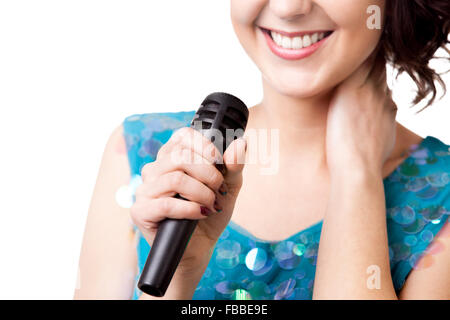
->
<box><xmin>131</xmin><ymin>93</ymin><xmax>248</xmax><ymax>297</ymax></box>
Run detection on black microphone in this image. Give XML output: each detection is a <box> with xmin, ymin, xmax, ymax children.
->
<box><xmin>137</xmin><ymin>92</ymin><xmax>249</xmax><ymax>297</ymax></box>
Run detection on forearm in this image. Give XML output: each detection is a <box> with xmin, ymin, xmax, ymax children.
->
<box><xmin>313</xmin><ymin>168</ymin><xmax>397</xmax><ymax>299</ymax></box>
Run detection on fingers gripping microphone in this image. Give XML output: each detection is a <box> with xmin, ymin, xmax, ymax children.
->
<box><xmin>137</xmin><ymin>92</ymin><xmax>249</xmax><ymax>297</ymax></box>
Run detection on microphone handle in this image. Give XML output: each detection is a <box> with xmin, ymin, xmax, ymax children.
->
<box><xmin>138</xmin><ymin>146</ymin><xmax>226</xmax><ymax>297</ymax></box>
<box><xmin>137</xmin><ymin>192</ymin><xmax>198</xmax><ymax>297</ymax></box>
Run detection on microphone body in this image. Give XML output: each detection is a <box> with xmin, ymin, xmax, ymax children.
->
<box><xmin>137</xmin><ymin>92</ymin><xmax>249</xmax><ymax>297</ymax></box>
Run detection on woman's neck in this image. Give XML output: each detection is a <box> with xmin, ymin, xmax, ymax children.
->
<box><xmin>247</xmin><ymin>78</ymin><xmax>332</xmax><ymax>177</ymax></box>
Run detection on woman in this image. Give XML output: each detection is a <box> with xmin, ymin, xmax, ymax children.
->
<box><xmin>75</xmin><ymin>0</ymin><xmax>450</xmax><ymax>299</ymax></box>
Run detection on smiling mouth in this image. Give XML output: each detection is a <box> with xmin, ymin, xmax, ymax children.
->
<box><xmin>259</xmin><ymin>27</ymin><xmax>333</xmax><ymax>50</ymax></box>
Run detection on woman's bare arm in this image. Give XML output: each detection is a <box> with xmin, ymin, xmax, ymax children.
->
<box><xmin>313</xmin><ymin>170</ymin><xmax>398</xmax><ymax>299</ymax></box>
<box><xmin>313</xmin><ymin>169</ymin><xmax>450</xmax><ymax>299</ymax></box>
<box><xmin>74</xmin><ymin>124</ymin><xmax>137</xmax><ymax>299</ymax></box>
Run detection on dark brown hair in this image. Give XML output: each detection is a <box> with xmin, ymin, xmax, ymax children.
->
<box><xmin>382</xmin><ymin>0</ymin><xmax>449</xmax><ymax>112</ymax></box>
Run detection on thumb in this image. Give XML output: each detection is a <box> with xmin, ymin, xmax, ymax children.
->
<box><xmin>222</xmin><ymin>137</ymin><xmax>247</xmax><ymax>191</ymax></box>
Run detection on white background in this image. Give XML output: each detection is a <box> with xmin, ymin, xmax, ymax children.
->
<box><xmin>0</xmin><ymin>1</ymin><xmax>448</xmax><ymax>299</ymax></box>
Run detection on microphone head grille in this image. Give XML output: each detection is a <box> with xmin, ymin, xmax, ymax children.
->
<box><xmin>191</xmin><ymin>92</ymin><xmax>249</xmax><ymax>153</ymax></box>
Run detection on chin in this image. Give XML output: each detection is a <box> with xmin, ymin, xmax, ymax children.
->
<box><xmin>266</xmin><ymin>74</ymin><xmax>329</xmax><ymax>98</ymax></box>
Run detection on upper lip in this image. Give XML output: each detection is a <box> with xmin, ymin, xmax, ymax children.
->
<box><xmin>259</xmin><ymin>26</ymin><xmax>332</xmax><ymax>37</ymax></box>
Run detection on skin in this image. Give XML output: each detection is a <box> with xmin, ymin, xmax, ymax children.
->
<box><xmin>75</xmin><ymin>0</ymin><xmax>450</xmax><ymax>299</ymax></box>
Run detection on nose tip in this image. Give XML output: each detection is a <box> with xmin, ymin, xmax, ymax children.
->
<box><xmin>269</xmin><ymin>0</ymin><xmax>312</xmax><ymax>21</ymax></box>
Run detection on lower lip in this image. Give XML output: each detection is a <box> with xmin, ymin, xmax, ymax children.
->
<box><xmin>261</xmin><ymin>28</ymin><xmax>329</xmax><ymax>61</ymax></box>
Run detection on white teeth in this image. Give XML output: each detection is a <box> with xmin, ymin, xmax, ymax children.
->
<box><xmin>302</xmin><ymin>35</ymin><xmax>311</xmax><ymax>47</ymax></box>
<box><xmin>292</xmin><ymin>37</ymin><xmax>302</xmax><ymax>49</ymax></box>
<box><xmin>281</xmin><ymin>36</ymin><xmax>292</xmax><ymax>49</ymax></box>
<box><xmin>271</xmin><ymin>31</ymin><xmax>281</xmax><ymax>46</ymax></box>
<box><xmin>269</xmin><ymin>30</ymin><xmax>327</xmax><ymax>49</ymax></box>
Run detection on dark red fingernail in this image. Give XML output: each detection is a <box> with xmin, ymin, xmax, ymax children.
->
<box><xmin>200</xmin><ymin>206</ymin><xmax>212</xmax><ymax>216</ymax></box>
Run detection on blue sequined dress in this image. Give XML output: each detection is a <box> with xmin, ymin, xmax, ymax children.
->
<box><xmin>122</xmin><ymin>111</ymin><xmax>450</xmax><ymax>300</ymax></box>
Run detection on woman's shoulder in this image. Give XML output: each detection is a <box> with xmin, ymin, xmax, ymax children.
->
<box><xmin>384</xmin><ymin>134</ymin><xmax>450</xmax><ymax>290</ymax></box>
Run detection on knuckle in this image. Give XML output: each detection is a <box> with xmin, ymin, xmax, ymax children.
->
<box><xmin>157</xmin><ymin>140</ymin><xmax>176</xmax><ymax>161</ymax></box>
<box><xmin>169</xmin><ymin>171</ymin><xmax>184</xmax><ymax>188</ymax></box>
<box><xmin>209</xmin><ymin>169</ymin><xmax>224</xmax><ymax>189</ymax></box>
<box><xmin>156</xmin><ymin>144</ymin><xmax>167</xmax><ymax>160</ymax></box>
<box><xmin>141</xmin><ymin>162</ymin><xmax>154</xmax><ymax>178</ymax></box>
<box><xmin>158</xmin><ymin>197</ymin><xmax>172</xmax><ymax>214</ymax></box>
<box><xmin>169</xmin><ymin>145</ymin><xmax>185</xmax><ymax>165</ymax></box>
<box><xmin>173</xmin><ymin>127</ymin><xmax>191</xmax><ymax>142</ymax></box>
<box><xmin>180</xmin><ymin>148</ymin><xmax>193</xmax><ymax>165</ymax></box>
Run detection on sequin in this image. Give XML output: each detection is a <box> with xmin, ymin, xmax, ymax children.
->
<box><xmin>304</xmin><ymin>243</ymin><xmax>319</xmax><ymax>259</ymax></box>
<box><xmin>273</xmin><ymin>241</ymin><xmax>301</xmax><ymax>270</ymax></box>
<box><xmin>141</xmin><ymin>127</ymin><xmax>153</xmax><ymax>139</ymax></box>
<box><xmin>274</xmin><ymin>278</ymin><xmax>296</xmax><ymax>300</ymax></box>
<box><xmin>142</xmin><ymin>139</ymin><xmax>162</xmax><ymax>158</ymax></box>
<box><xmin>420</xmin><ymin>206</ymin><xmax>446</xmax><ymax>222</ymax></box>
<box><xmin>411</xmin><ymin>148</ymin><xmax>428</xmax><ymax>159</ymax></box>
<box><xmin>141</xmin><ymin>117</ymin><xmax>164</xmax><ymax>131</ymax></box>
<box><xmin>219</xmin><ymin>228</ymin><xmax>229</xmax><ymax>240</ymax></box>
<box><xmin>299</xmin><ymin>232</ymin><xmax>314</xmax><ymax>244</ymax></box>
<box><xmin>404</xmin><ymin>235</ymin><xmax>418</xmax><ymax>247</ymax></box>
<box><xmin>245</xmin><ymin>248</ymin><xmax>268</xmax><ymax>271</ymax></box>
<box><xmin>232</xmin><ymin>289</ymin><xmax>252</xmax><ymax>300</ymax></box>
<box><xmin>415</xmin><ymin>185</ymin><xmax>439</xmax><ymax>199</ymax></box>
<box><xmin>215</xmin><ymin>270</ymin><xmax>226</xmax><ymax>281</ymax></box>
<box><xmin>293</xmin><ymin>243</ymin><xmax>306</xmax><ymax>256</ymax></box>
<box><xmin>399</xmin><ymin>162</ymin><xmax>419</xmax><ymax>177</ymax></box>
<box><xmin>405</xmin><ymin>177</ymin><xmax>428</xmax><ymax>192</ymax></box>
<box><xmin>252</xmin><ymin>257</ymin><xmax>274</xmax><ymax>276</ymax></box>
<box><xmin>390</xmin><ymin>206</ymin><xmax>416</xmax><ymax>226</ymax></box>
<box><xmin>204</xmin><ymin>267</ymin><xmax>212</xmax><ymax>278</ymax></box>
<box><xmin>115</xmin><ymin>185</ymin><xmax>133</xmax><ymax>208</ymax></box>
<box><xmin>420</xmin><ymin>230</ymin><xmax>434</xmax><ymax>243</ymax></box>
<box><xmin>194</xmin><ymin>286</ymin><xmax>215</xmax><ymax>299</ymax></box>
<box><xmin>124</xmin><ymin>134</ymin><xmax>140</xmax><ymax>148</ymax></box>
<box><xmin>390</xmin><ymin>243</ymin><xmax>411</xmax><ymax>262</ymax></box>
<box><xmin>426</xmin><ymin>172</ymin><xmax>450</xmax><ymax>187</ymax></box>
<box><xmin>402</xmin><ymin>218</ymin><xmax>427</xmax><ymax>234</ymax></box>
<box><xmin>294</xmin><ymin>270</ymin><xmax>306</xmax><ymax>280</ymax></box>
<box><xmin>216</xmin><ymin>240</ymin><xmax>241</xmax><ymax>269</ymax></box>
<box><xmin>215</xmin><ymin>281</ymin><xmax>239</xmax><ymax>295</ymax></box>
